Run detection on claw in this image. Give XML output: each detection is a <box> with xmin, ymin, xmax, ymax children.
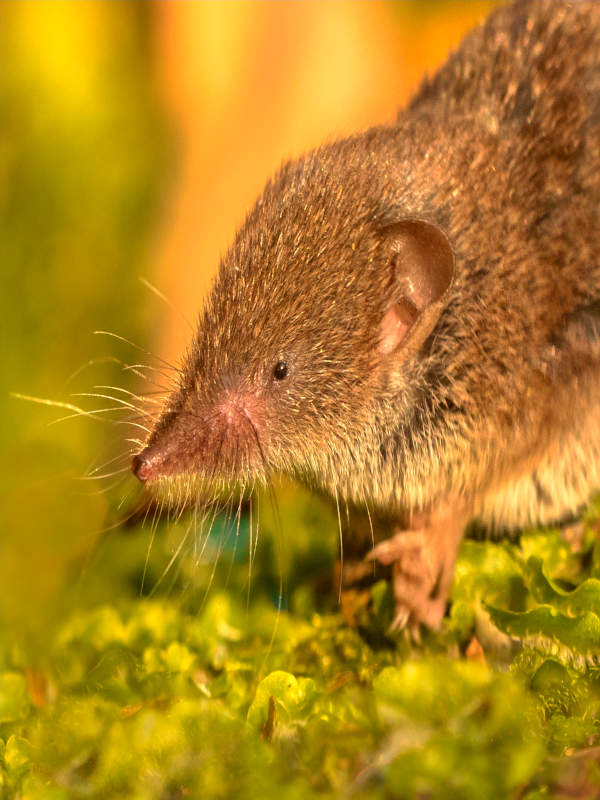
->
<box><xmin>367</xmin><ymin>507</ymin><xmax>466</xmax><ymax>630</ymax></box>
<box><xmin>390</xmin><ymin>605</ymin><xmax>410</xmax><ymax>632</ymax></box>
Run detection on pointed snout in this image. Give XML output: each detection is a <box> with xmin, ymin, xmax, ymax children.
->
<box><xmin>131</xmin><ymin>443</ymin><xmax>176</xmax><ymax>483</ymax></box>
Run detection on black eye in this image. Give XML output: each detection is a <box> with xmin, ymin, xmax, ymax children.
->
<box><xmin>273</xmin><ymin>361</ymin><xmax>288</xmax><ymax>380</ymax></box>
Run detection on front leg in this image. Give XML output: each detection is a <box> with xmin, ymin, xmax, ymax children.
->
<box><xmin>368</xmin><ymin>505</ymin><xmax>467</xmax><ymax>630</ymax></box>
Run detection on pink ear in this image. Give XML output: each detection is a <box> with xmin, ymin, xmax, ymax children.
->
<box><xmin>377</xmin><ymin>220</ymin><xmax>454</xmax><ymax>357</ymax></box>
<box><xmin>379</xmin><ymin>297</ymin><xmax>419</xmax><ymax>355</ymax></box>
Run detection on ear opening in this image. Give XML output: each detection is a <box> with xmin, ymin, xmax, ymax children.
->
<box><xmin>378</xmin><ymin>219</ymin><xmax>455</xmax><ymax>357</ymax></box>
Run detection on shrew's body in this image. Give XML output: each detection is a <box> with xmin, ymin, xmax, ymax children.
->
<box><xmin>134</xmin><ymin>1</ymin><xmax>600</xmax><ymax>628</ymax></box>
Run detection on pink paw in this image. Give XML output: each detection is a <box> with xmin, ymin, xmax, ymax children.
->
<box><xmin>367</xmin><ymin>512</ymin><xmax>465</xmax><ymax>632</ymax></box>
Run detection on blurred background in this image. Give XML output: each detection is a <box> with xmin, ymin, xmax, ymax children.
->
<box><xmin>2</xmin><ymin>1</ymin><xmax>499</xmax><ymax>646</ymax></box>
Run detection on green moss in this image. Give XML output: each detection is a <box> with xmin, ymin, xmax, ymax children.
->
<box><xmin>3</xmin><ymin>514</ymin><xmax>600</xmax><ymax>798</ymax></box>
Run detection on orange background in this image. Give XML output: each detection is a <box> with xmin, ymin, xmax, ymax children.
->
<box><xmin>152</xmin><ymin>2</ymin><xmax>498</xmax><ymax>362</ymax></box>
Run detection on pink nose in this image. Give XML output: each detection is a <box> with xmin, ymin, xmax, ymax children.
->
<box><xmin>132</xmin><ymin>452</ymin><xmax>151</xmax><ymax>482</ymax></box>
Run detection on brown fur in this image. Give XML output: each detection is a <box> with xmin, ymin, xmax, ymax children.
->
<box><xmin>134</xmin><ymin>1</ymin><xmax>600</xmax><ymax>627</ymax></box>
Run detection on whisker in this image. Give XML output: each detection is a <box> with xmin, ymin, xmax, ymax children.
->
<box><xmin>93</xmin><ymin>330</ymin><xmax>180</xmax><ymax>373</ymax></box>
<box><xmin>86</xmin><ymin>497</ymin><xmax>150</xmax><ymax>537</ymax></box>
<box><xmin>241</xmin><ymin>411</ymin><xmax>286</xmax><ymax>676</ymax></box>
<box><xmin>120</xmin><ymin>363</ymin><xmax>152</xmax><ymax>381</ymax></box>
<box><xmin>334</xmin><ymin>487</ymin><xmax>344</xmax><ymax>604</ymax></box>
<box><xmin>48</xmin><ymin>411</ymin><xmax>152</xmax><ymax>434</ymax></box>
<box><xmin>365</xmin><ymin>501</ymin><xmax>376</xmax><ymax>577</ymax></box>
<box><xmin>71</xmin><ymin>391</ymin><xmax>145</xmax><ymax>414</ymax></box>
<box><xmin>95</xmin><ymin>384</ymin><xmax>166</xmax><ymax>408</ymax></box>
<box><xmin>190</xmin><ymin>502</ymin><xmax>200</xmax><ymax>569</ymax></box>
<box><xmin>113</xmin><ymin>420</ymin><xmax>153</xmax><ymax>434</ymax></box>
<box><xmin>84</xmin><ymin>451</ymin><xmax>130</xmax><ymax>477</ymax></box>
<box><xmin>10</xmin><ymin>393</ymin><xmax>102</xmax><ymax>420</ymax></box>
<box><xmin>200</xmin><ymin>501</ymin><xmax>229</xmax><ymax>609</ymax></box>
<box><xmin>224</xmin><ymin>490</ymin><xmax>245</xmax><ymax>589</ymax></box>
<box><xmin>165</xmin><ymin>536</ymin><xmax>187</xmax><ymax>598</ymax></box>
<box><xmin>141</xmin><ymin>520</ymin><xmax>157</xmax><ymax>597</ymax></box>
<box><xmin>48</xmin><ymin>406</ymin><xmax>133</xmax><ymax>425</ymax></box>
<box><xmin>247</xmin><ymin>486</ymin><xmax>254</xmax><ymax>609</ymax></box>
<box><xmin>77</xmin><ymin>466</ymin><xmax>131</xmax><ymax>481</ymax></box>
<box><xmin>117</xmin><ymin>486</ymin><xmax>134</xmax><ymax>510</ymax></box>
<box><xmin>95</xmin><ymin>384</ymin><xmax>161</xmax><ymax>401</ymax></box>
<box><xmin>77</xmin><ymin>474</ymin><xmax>130</xmax><ymax>497</ymax></box>
<box><xmin>139</xmin><ymin>276</ymin><xmax>194</xmax><ymax>332</ymax></box>
<box><xmin>176</xmin><ymin>501</ymin><xmax>206</xmax><ymax>604</ymax></box>
<box><xmin>62</xmin><ymin>355</ymin><xmax>123</xmax><ymax>388</ymax></box>
<box><xmin>149</xmin><ymin>518</ymin><xmax>193</xmax><ymax>597</ymax></box>
<box><xmin>140</xmin><ymin>496</ymin><xmax>155</xmax><ymax>533</ymax></box>
<box><xmin>120</xmin><ymin>362</ymin><xmax>177</xmax><ymax>389</ymax></box>
<box><xmin>195</xmin><ymin>501</ymin><xmax>218</xmax><ymax>566</ymax></box>
<box><xmin>251</xmin><ymin>481</ymin><xmax>260</xmax><ymax>565</ymax></box>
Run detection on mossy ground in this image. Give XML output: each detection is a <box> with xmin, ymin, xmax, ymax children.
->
<box><xmin>3</xmin><ymin>491</ymin><xmax>600</xmax><ymax>799</ymax></box>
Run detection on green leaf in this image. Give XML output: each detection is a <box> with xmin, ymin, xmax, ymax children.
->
<box><xmin>525</xmin><ymin>557</ymin><xmax>600</xmax><ymax>615</ymax></box>
<box><xmin>142</xmin><ymin>642</ymin><xmax>195</xmax><ymax>674</ymax></box>
<box><xmin>4</xmin><ymin>735</ymin><xmax>32</xmax><ymax>779</ymax></box>
<box><xmin>486</xmin><ymin>604</ymin><xmax>600</xmax><ymax>657</ymax></box>
<box><xmin>247</xmin><ymin>671</ymin><xmax>317</xmax><ymax>730</ymax></box>
<box><xmin>452</xmin><ymin>541</ymin><xmax>527</xmax><ymax>611</ymax></box>
<box><xmin>373</xmin><ymin>660</ymin><xmax>545</xmax><ymax>798</ymax></box>
<box><xmin>520</xmin><ymin>529</ymin><xmax>582</xmax><ymax>583</ymax></box>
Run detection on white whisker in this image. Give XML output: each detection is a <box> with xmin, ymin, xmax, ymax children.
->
<box><xmin>93</xmin><ymin>330</ymin><xmax>179</xmax><ymax>373</ymax></box>
<box><xmin>334</xmin><ymin>487</ymin><xmax>343</xmax><ymax>604</ymax></box>
<box><xmin>77</xmin><ymin>466</ymin><xmax>131</xmax><ymax>481</ymax></box>
<box><xmin>139</xmin><ymin>276</ymin><xmax>194</xmax><ymax>332</ymax></box>
<box><xmin>11</xmin><ymin>393</ymin><xmax>100</xmax><ymax>420</ymax></box>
